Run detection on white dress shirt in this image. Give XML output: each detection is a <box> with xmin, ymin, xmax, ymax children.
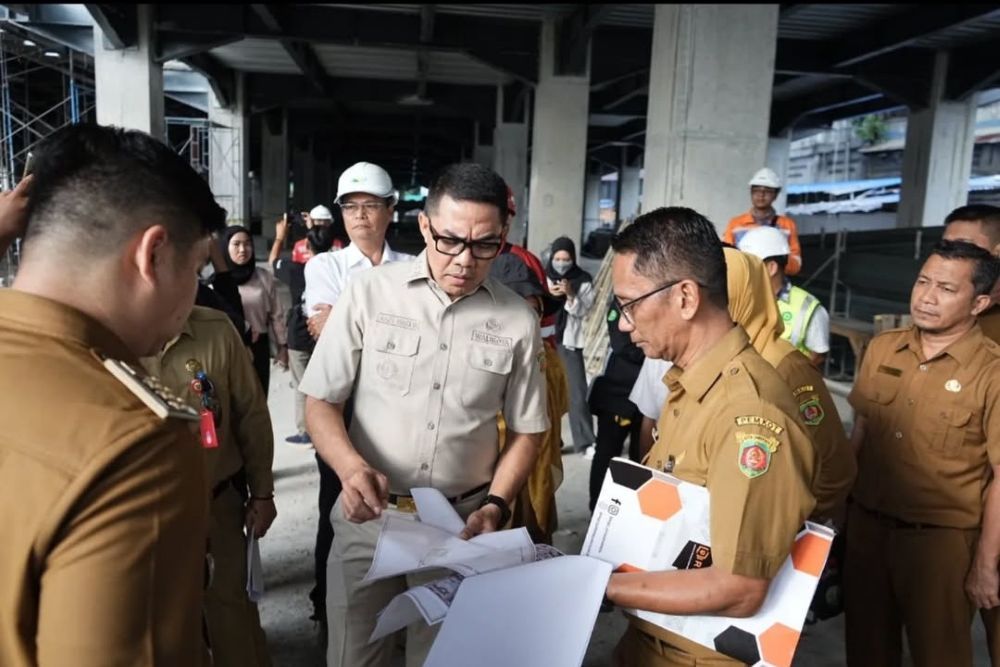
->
<box><xmin>629</xmin><ymin>356</ymin><xmax>675</xmax><ymax>420</ymax></box>
<box><xmin>302</xmin><ymin>242</ymin><xmax>414</xmax><ymax>317</ymax></box>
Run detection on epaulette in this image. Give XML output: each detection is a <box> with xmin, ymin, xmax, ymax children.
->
<box><xmin>95</xmin><ymin>351</ymin><xmax>200</xmax><ymax>422</ymax></box>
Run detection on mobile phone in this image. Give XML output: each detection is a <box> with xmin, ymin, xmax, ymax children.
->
<box><xmin>21</xmin><ymin>152</ymin><xmax>33</xmax><ymax>180</ymax></box>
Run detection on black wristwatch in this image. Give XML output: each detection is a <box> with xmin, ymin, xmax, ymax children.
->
<box><xmin>480</xmin><ymin>494</ymin><xmax>512</xmax><ymax>527</ymax></box>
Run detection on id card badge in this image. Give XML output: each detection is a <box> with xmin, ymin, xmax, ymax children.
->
<box><xmin>200</xmin><ymin>409</ymin><xmax>219</xmax><ymax>449</ymax></box>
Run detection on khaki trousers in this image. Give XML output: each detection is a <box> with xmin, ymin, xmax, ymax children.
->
<box><xmin>844</xmin><ymin>503</ymin><xmax>978</xmax><ymax>667</ymax></box>
<box><xmin>613</xmin><ymin>625</ymin><xmax>745</xmax><ymax>667</ymax></box>
<box><xmin>326</xmin><ymin>491</ymin><xmax>487</xmax><ymax>667</ymax></box>
<box><xmin>288</xmin><ymin>349</ymin><xmax>311</xmax><ymax>435</ymax></box>
<box><xmin>204</xmin><ymin>486</ymin><xmax>271</xmax><ymax>667</ymax></box>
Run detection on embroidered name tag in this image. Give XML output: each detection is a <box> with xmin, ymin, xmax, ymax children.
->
<box><xmin>471</xmin><ymin>330</ymin><xmax>512</xmax><ymax>348</ymax></box>
<box><xmin>735</xmin><ymin>415</ymin><xmax>785</xmax><ymax>435</ymax></box>
<box><xmin>376</xmin><ymin>313</ymin><xmax>417</xmax><ymax>330</ymax></box>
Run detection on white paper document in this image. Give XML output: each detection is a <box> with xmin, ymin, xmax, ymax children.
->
<box><xmin>423</xmin><ymin>555</ymin><xmax>613</xmax><ymax>667</ymax></box>
<box><xmin>245</xmin><ymin>531</ymin><xmax>264</xmax><ymax>602</ymax></box>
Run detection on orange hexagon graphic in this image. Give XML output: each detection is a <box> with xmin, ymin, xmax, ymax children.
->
<box><xmin>759</xmin><ymin>623</ymin><xmax>800</xmax><ymax>667</ymax></box>
<box><xmin>790</xmin><ymin>531</ymin><xmax>831</xmax><ymax>577</ymax></box>
<box><xmin>636</xmin><ymin>479</ymin><xmax>681</xmax><ymax>521</ymax></box>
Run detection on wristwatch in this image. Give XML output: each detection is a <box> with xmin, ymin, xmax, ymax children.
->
<box><xmin>480</xmin><ymin>494</ymin><xmax>512</xmax><ymax>527</ymax></box>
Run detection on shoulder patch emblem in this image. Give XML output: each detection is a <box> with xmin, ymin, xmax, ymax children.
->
<box><xmin>736</xmin><ymin>433</ymin><xmax>779</xmax><ymax>478</ymax></box>
<box><xmin>799</xmin><ymin>396</ymin><xmax>825</xmax><ymax>426</ymax></box>
<box><xmin>735</xmin><ymin>415</ymin><xmax>784</xmax><ymax>435</ymax></box>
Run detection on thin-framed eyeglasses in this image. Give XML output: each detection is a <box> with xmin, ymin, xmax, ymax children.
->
<box><xmin>615</xmin><ymin>279</ymin><xmax>682</xmax><ymax>324</ymax></box>
<box><xmin>340</xmin><ymin>201</ymin><xmax>386</xmax><ymax>216</ymax></box>
<box><xmin>426</xmin><ymin>216</ymin><xmax>503</xmax><ymax>260</ymax></box>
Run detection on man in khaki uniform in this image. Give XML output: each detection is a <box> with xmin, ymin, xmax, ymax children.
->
<box><xmin>300</xmin><ymin>163</ymin><xmax>548</xmax><ymax>667</ymax></box>
<box><xmin>845</xmin><ymin>240</ymin><xmax>1000</xmax><ymax>667</ymax></box>
<box><xmin>0</xmin><ymin>124</ymin><xmax>225</xmax><ymax>665</ymax></box>
<box><xmin>604</xmin><ymin>207</ymin><xmax>817</xmax><ymax>666</ymax></box>
<box><xmin>141</xmin><ymin>305</ymin><xmax>276</xmax><ymax>667</ymax></box>
<box><xmin>943</xmin><ymin>204</ymin><xmax>1000</xmax><ymax>343</ymax></box>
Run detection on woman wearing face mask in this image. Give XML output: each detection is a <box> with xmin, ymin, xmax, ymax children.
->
<box><xmin>546</xmin><ymin>236</ymin><xmax>596</xmax><ymax>455</ymax></box>
<box><xmin>222</xmin><ymin>225</ymin><xmax>289</xmax><ymax>396</ymax></box>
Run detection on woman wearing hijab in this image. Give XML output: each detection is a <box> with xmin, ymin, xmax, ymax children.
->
<box><xmin>724</xmin><ymin>247</ymin><xmax>856</xmax><ymax>526</ymax></box>
<box><xmin>222</xmin><ymin>225</ymin><xmax>288</xmax><ymax>395</ymax></box>
<box><xmin>546</xmin><ymin>236</ymin><xmax>596</xmax><ymax>455</ymax></box>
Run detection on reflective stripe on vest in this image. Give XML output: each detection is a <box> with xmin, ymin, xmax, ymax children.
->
<box><xmin>778</xmin><ymin>286</ymin><xmax>820</xmax><ymax>354</ymax></box>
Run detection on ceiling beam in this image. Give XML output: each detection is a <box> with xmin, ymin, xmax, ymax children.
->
<box><xmin>946</xmin><ymin>42</ymin><xmax>1000</xmax><ymax>100</ymax></box>
<box><xmin>250</xmin><ymin>4</ymin><xmax>334</xmax><ymax>96</ymax></box>
<box><xmin>183</xmin><ymin>52</ymin><xmax>236</xmax><ymax>107</ymax></box>
<box><xmin>84</xmin><ymin>4</ymin><xmax>136</xmax><ymax>49</ymax></box>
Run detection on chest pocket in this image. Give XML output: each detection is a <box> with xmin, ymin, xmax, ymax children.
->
<box><xmin>931</xmin><ymin>403</ymin><xmax>983</xmax><ymax>458</ymax></box>
<box><xmin>369</xmin><ymin>324</ymin><xmax>421</xmax><ymax>396</ymax></box>
<box><xmin>461</xmin><ymin>344</ymin><xmax>513</xmax><ymax>410</ymax></box>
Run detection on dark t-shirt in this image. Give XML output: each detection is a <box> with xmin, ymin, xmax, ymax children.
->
<box><xmin>273</xmin><ymin>255</ymin><xmax>313</xmax><ymax>352</ymax></box>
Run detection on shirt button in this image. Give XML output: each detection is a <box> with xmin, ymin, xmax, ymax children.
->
<box><xmin>919</xmin><ymin>364</ymin><xmax>928</xmax><ymax>372</ymax></box>
<box><xmin>386</xmin><ymin>342</ymin><xmax>395</xmax><ymax>350</ymax></box>
<box><xmin>433</xmin><ymin>382</ymin><xmax>441</xmax><ymax>390</ymax></box>
<box><xmin>729</xmin><ymin>368</ymin><xmax>739</xmax><ymax>376</ymax></box>
<box><xmin>673</xmin><ymin>409</ymin><xmax>680</xmax><ymax>417</ymax></box>
<box><xmin>484</xmin><ymin>359</ymin><xmax>493</xmax><ymax>367</ymax></box>
<box><xmin>894</xmin><ymin>431</ymin><xmax>903</xmax><ymax>439</ymax></box>
<box><xmin>907</xmin><ymin>399</ymin><xmax>914</xmax><ymax>406</ymax></box>
<box><xmin>440</xmin><ymin>343</ymin><xmax>448</xmax><ymax>351</ymax></box>
<box><xmin>427</xmin><ymin>422</ymin><xmax>435</xmax><ymax>431</ymax></box>
<box><xmin>420</xmin><ymin>463</ymin><xmax>429</xmax><ymax>471</ymax></box>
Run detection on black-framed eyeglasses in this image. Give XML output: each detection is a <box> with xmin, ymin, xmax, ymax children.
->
<box><xmin>615</xmin><ymin>280</ymin><xmax>682</xmax><ymax>325</ymax></box>
<box><xmin>426</xmin><ymin>216</ymin><xmax>503</xmax><ymax>260</ymax></box>
<box><xmin>340</xmin><ymin>201</ymin><xmax>386</xmax><ymax>216</ymax></box>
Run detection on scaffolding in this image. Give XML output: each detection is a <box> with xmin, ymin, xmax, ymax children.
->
<box><xmin>0</xmin><ymin>26</ymin><xmax>95</xmax><ymax>284</ymax></box>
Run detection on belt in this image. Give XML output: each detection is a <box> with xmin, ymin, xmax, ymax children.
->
<box><xmin>387</xmin><ymin>482</ymin><xmax>490</xmax><ymax>513</ymax></box>
<box><xmin>857</xmin><ymin>504</ymin><xmax>944</xmax><ymax>531</ymax></box>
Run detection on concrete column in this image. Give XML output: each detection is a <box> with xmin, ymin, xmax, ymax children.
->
<box><xmin>766</xmin><ymin>132</ymin><xmax>791</xmax><ymax>213</ymax></box>
<box><xmin>94</xmin><ymin>4</ymin><xmax>164</xmax><ymax>138</ymax></box>
<box><xmin>526</xmin><ymin>17</ymin><xmax>591</xmax><ymax>255</ymax></box>
<box><xmin>620</xmin><ymin>166</ymin><xmax>642</xmax><ymax>221</ymax></box>
<box><xmin>897</xmin><ymin>53</ymin><xmax>976</xmax><ymax>228</ymax></box>
<box><xmin>494</xmin><ymin>122</ymin><xmax>529</xmax><ymax>245</ymax></box>
<box><xmin>208</xmin><ymin>74</ymin><xmax>248</xmax><ymax>224</ymax></box>
<box><xmin>260</xmin><ymin>110</ymin><xmax>288</xmax><ymax>244</ymax></box>
<box><xmin>642</xmin><ymin>4</ymin><xmax>778</xmax><ymax>234</ymax></box>
<box><xmin>583</xmin><ymin>171</ymin><xmax>602</xmax><ymax>239</ymax></box>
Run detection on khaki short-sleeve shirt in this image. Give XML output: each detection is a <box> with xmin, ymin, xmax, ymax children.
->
<box><xmin>141</xmin><ymin>306</ymin><xmax>274</xmax><ymax>496</ymax></box>
<box><xmin>981</xmin><ymin>304</ymin><xmax>1000</xmax><ymax>344</ymax></box>
<box><xmin>848</xmin><ymin>325</ymin><xmax>1000</xmax><ymax>528</ymax></box>
<box><xmin>646</xmin><ymin>326</ymin><xmax>817</xmax><ymax>580</ymax></box>
<box><xmin>299</xmin><ymin>251</ymin><xmax>549</xmax><ymax>497</ymax></box>
<box><xmin>776</xmin><ymin>351</ymin><xmax>856</xmax><ymax>523</ymax></box>
<box><xmin>0</xmin><ymin>290</ymin><xmax>208</xmax><ymax>666</ymax></box>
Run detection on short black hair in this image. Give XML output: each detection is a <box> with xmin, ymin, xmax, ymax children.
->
<box><xmin>25</xmin><ymin>123</ymin><xmax>225</xmax><ymax>254</ymax></box>
<box><xmin>611</xmin><ymin>206</ymin><xmax>728</xmax><ymax>309</ymax></box>
<box><xmin>307</xmin><ymin>225</ymin><xmax>334</xmax><ymax>255</ymax></box>
<box><xmin>929</xmin><ymin>240</ymin><xmax>1000</xmax><ymax>297</ymax></box>
<box><xmin>425</xmin><ymin>163</ymin><xmax>508</xmax><ymax>224</ymax></box>
<box><xmin>944</xmin><ymin>204</ymin><xmax>1000</xmax><ymax>247</ymax></box>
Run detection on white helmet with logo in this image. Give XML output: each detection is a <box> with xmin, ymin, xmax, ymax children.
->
<box><xmin>749</xmin><ymin>167</ymin><xmax>782</xmax><ymax>190</ymax></box>
<box><xmin>335</xmin><ymin>162</ymin><xmax>398</xmax><ymax>206</ymax></box>
<box><xmin>737</xmin><ymin>225</ymin><xmax>791</xmax><ymax>260</ymax></box>
<box><xmin>309</xmin><ymin>205</ymin><xmax>333</xmax><ymax>221</ymax></box>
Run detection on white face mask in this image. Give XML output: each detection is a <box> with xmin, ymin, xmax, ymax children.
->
<box><xmin>552</xmin><ymin>259</ymin><xmax>573</xmax><ymax>276</ymax></box>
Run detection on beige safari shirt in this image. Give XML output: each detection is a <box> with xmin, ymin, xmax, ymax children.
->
<box><xmin>299</xmin><ymin>251</ymin><xmax>549</xmax><ymax>497</ymax></box>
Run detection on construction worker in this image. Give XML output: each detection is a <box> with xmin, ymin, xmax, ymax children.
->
<box><xmin>844</xmin><ymin>240</ymin><xmax>1000</xmax><ymax>667</ymax></box>
<box><xmin>291</xmin><ymin>205</ymin><xmax>342</xmax><ymax>263</ymax></box>
<box><xmin>738</xmin><ymin>225</ymin><xmax>830</xmax><ymax>367</ymax></box>
<box><xmin>723</xmin><ymin>167</ymin><xmax>803</xmax><ymax>275</ymax></box>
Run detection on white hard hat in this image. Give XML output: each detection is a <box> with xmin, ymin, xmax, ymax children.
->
<box><xmin>335</xmin><ymin>162</ymin><xmax>398</xmax><ymax>206</ymax></box>
<box><xmin>749</xmin><ymin>167</ymin><xmax>782</xmax><ymax>189</ymax></box>
<box><xmin>309</xmin><ymin>204</ymin><xmax>333</xmax><ymax>221</ymax></box>
<box><xmin>737</xmin><ymin>226</ymin><xmax>791</xmax><ymax>260</ymax></box>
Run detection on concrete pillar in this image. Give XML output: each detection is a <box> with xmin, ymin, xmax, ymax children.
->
<box><xmin>494</xmin><ymin>122</ymin><xmax>529</xmax><ymax>245</ymax></box>
<box><xmin>620</xmin><ymin>166</ymin><xmax>642</xmax><ymax>221</ymax></box>
<box><xmin>897</xmin><ymin>53</ymin><xmax>976</xmax><ymax>228</ymax></box>
<box><xmin>93</xmin><ymin>4</ymin><xmax>164</xmax><ymax>138</ymax></box>
<box><xmin>526</xmin><ymin>17</ymin><xmax>591</xmax><ymax>255</ymax></box>
<box><xmin>260</xmin><ymin>110</ymin><xmax>288</xmax><ymax>244</ymax></box>
<box><xmin>208</xmin><ymin>74</ymin><xmax>248</xmax><ymax>225</ymax></box>
<box><xmin>642</xmin><ymin>4</ymin><xmax>778</xmax><ymax>234</ymax></box>
<box><xmin>766</xmin><ymin>132</ymin><xmax>792</xmax><ymax>213</ymax></box>
<box><xmin>583</xmin><ymin>171</ymin><xmax>602</xmax><ymax>239</ymax></box>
